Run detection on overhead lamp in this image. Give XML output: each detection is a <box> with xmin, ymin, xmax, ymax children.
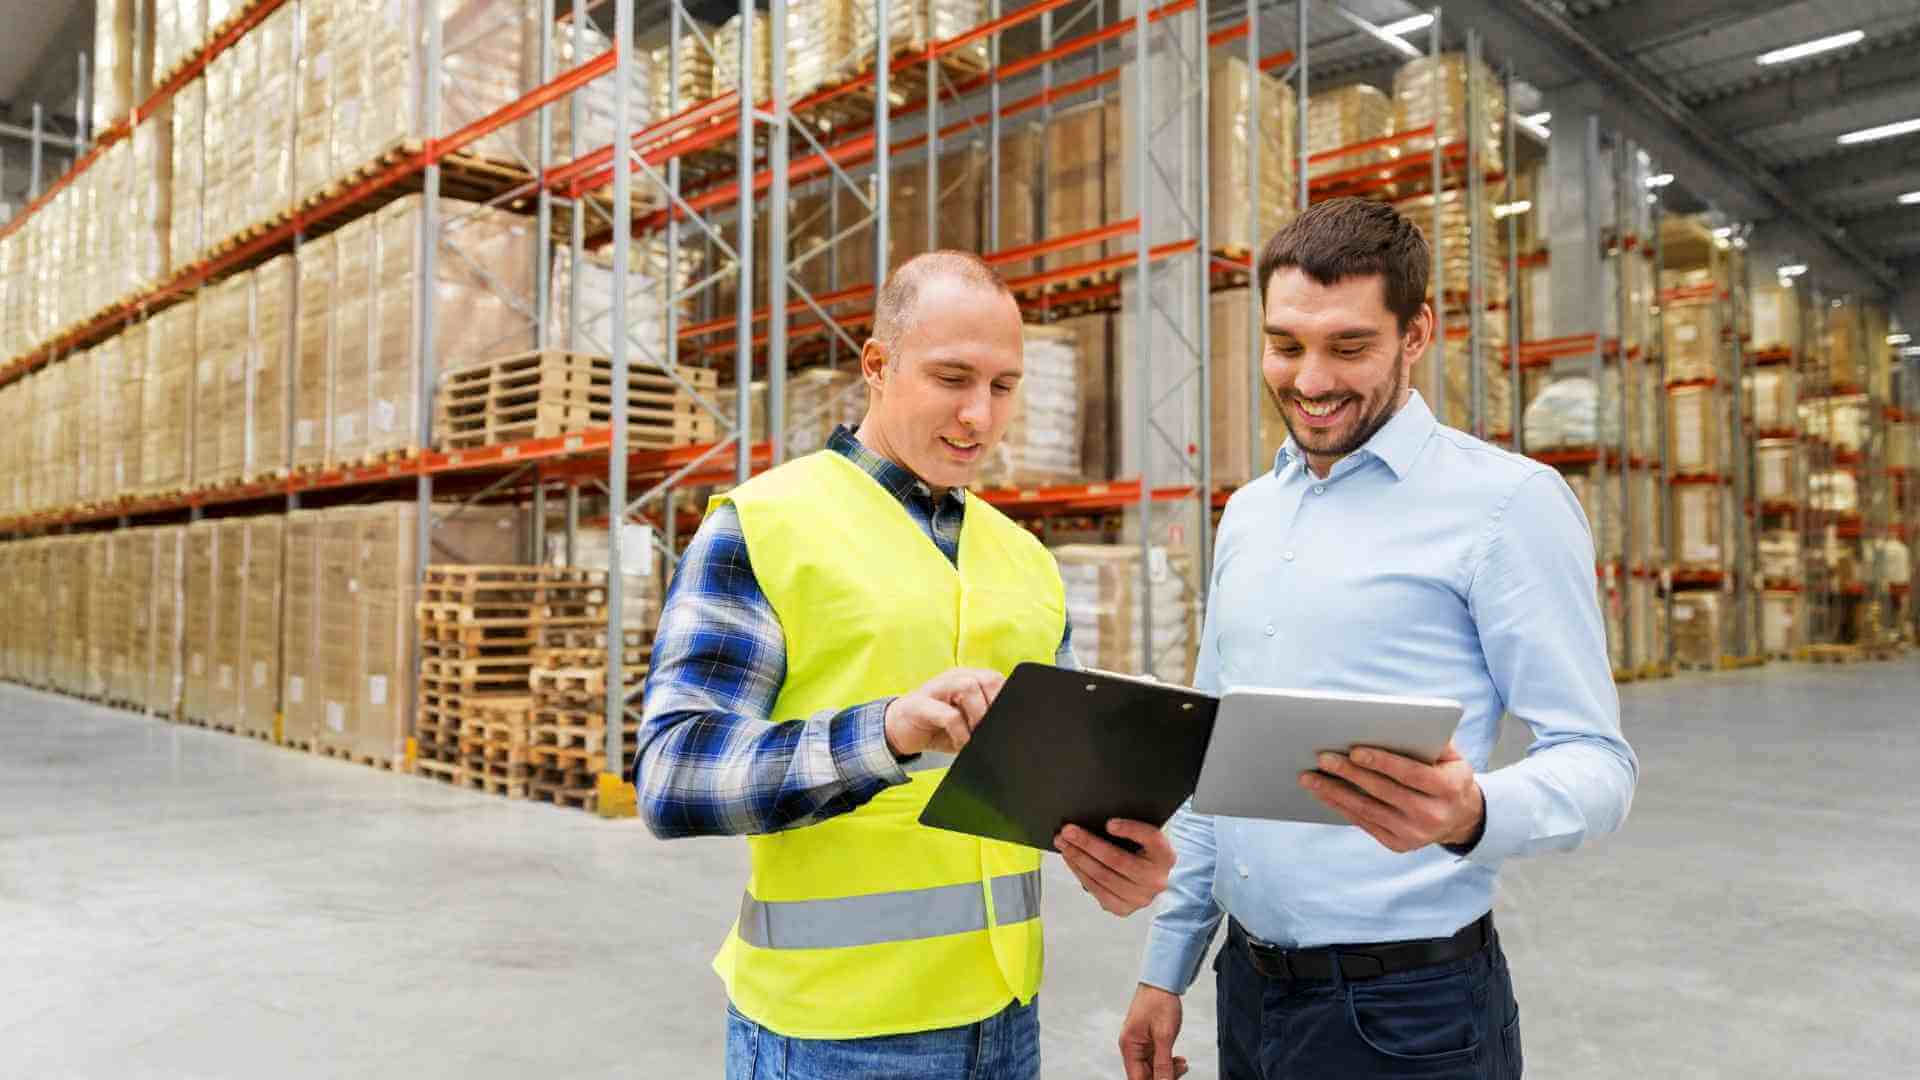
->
<box><xmin>1492</xmin><ymin>200</ymin><xmax>1532</xmax><ymax>219</ymax></box>
<box><xmin>1756</xmin><ymin>30</ymin><xmax>1865</xmax><ymax>66</ymax></box>
<box><xmin>1902</xmin><ymin>345</ymin><xmax>1920</xmax><ymax>358</ymax></box>
<box><xmin>1645</xmin><ymin>173</ymin><xmax>1674</xmax><ymax>189</ymax></box>
<box><xmin>1516</xmin><ymin>113</ymin><xmax>1551</xmax><ymax>140</ymax></box>
<box><xmin>1712</xmin><ymin>226</ymin><xmax>1735</xmax><ymax>239</ymax></box>
<box><xmin>1899</xmin><ymin>190</ymin><xmax>1920</xmax><ymax>205</ymax></box>
<box><xmin>1777</xmin><ymin>264</ymin><xmax>1809</xmax><ymax>278</ymax></box>
<box><xmin>1837</xmin><ymin>117</ymin><xmax>1920</xmax><ymax>146</ymax></box>
<box><xmin>1889</xmin><ymin>333</ymin><xmax>1912</xmax><ymax>345</ymax></box>
<box><xmin>1379</xmin><ymin>13</ymin><xmax>1435</xmax><ymax>36</ymax></box>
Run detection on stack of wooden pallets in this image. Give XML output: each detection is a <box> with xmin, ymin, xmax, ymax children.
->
<box><xmin>413</xmin><ymin>566</ymin><xmax>608</xmax><ymax>795</ymax></box>
<box><xmin>436</xmin><ymin>350</ymin><xmax>719</xmax><ymax>451</ymax></box>
<box><xmin>525</xmin><ymin>627</ymin><xmax>651</xmax><ymax>812</ymax></box>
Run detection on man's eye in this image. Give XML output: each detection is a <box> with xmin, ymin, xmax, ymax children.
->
<box><xmin>938</xmin><ymin>374</ymin><xmax>967</xmax><ymax>387</ymax></box>
<box><xmin>991</xmin><ymin>382</ymin><xmax>1014</xmax><ymax>396</ymax></box>
<box><xmin>1335</xmin><ymin>347</ymin><xmax>1367</xmax><ymax>358</ymax></box>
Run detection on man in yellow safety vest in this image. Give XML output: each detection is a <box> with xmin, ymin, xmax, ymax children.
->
<box><xmin>634</xmin><ymin>249</ymin><xmax>1178</xmax><ymax>1078</ymax></box>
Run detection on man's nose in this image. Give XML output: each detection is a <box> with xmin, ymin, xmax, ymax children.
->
<box><xmin>957</xmin><ymin>387</ymin><xmax>993</xmax><ymax>429</ymax></box>
<box><xmin>1293</xmin><ymin>353</ymin><xmax>1338</xmax><ymax>399</ymax></box>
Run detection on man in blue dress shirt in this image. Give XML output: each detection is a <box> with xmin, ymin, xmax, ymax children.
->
<box><xmin>1117</xmin><ymin>197</ymin><xmax>1638</xmax><ymax>1079</ymax></box>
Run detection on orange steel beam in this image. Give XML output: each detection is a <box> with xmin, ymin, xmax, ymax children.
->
<box><xmin>1307</xmin><ymin>124</ymin><xmax>1435</xmax><ymax>165</ymax></box>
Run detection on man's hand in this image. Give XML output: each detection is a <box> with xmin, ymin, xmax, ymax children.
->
<box><xmin>883</xmin><ymin>668</ymin><xmax>1006</xmax><ymax>758</ymax></box>
<box><xmin>1054</xmin><ymin>820</ymin><xmax>1174</xmax><ymax>917</ymax></box>
<box><xmin>1119</xmin><ymin>983</ymin><xmax>1188</xmax><ymax>1080</ymax></box>
<box><xmin>1301</xmin><ymin>741</ymin><xmax>1485</xmax><ymax>853</ymax></box>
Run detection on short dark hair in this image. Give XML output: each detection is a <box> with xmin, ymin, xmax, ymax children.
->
<box><xmin>1256</xmin><ymin>197</ymin><xmax>1430</xmax><ymax>330</ymax></box>
<box><xmin>873</xmin><ymin>249</ymin><xmax>1015</xmax><ymax>361</ymax></box>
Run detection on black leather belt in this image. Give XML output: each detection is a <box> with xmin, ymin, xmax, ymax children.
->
<box><xmin>1230</xmin><ymin>912</ymin><xmax>1494</xmax><ymax>983</ymax></box>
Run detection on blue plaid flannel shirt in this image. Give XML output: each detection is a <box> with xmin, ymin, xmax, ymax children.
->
<box><xmin>632</xmin><ymin>425</ymin><xmax>1075</xmax><ymax>838</ymax></box>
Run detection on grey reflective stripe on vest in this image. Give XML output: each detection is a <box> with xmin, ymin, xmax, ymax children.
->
<box><xmin>737</xmin><ymin>870</ymin><xmax>1042</xmax><ymax>950</ymax></box>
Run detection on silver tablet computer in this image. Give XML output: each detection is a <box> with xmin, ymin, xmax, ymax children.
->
<box><xmin>1191</xmin><ymin>687</ymin><xmax>1465</xmax><ymax>825</ymax></box>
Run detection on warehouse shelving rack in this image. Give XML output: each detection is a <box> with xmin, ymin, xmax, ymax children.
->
<box><xmin>2</xmin><ymin>0</ymin><xmax>1541</xmax><ymax>809</ymax></box>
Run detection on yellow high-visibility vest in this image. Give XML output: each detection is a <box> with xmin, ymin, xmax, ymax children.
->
<box><xmin>709</xmin><ymin>449</ymin><xmax>1065</xmax><ymax>1040</ymax></box>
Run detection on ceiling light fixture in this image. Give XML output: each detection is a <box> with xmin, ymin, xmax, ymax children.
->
<box><xmin>1899</xmin><ymin>190</ymin><xmax>1920</xmax><ymax>205</ymax></box>
<box><xmin>1712</xmin><ymin>226</ymin><xmax>1735</xmax><ymax>239</ymax></box>
<box><xmin>1838</xmin><ymin>117</ymin><xmax>1920</xmax><ymax>146</ymax></box>
<box><xmin>1492</xmin><ymin>200</ymin><xmax>1533</xmax><ymax>219</ymax></box>
<box><xmin>1889</xmin><ymin>333</ymin><xmax>1912</xmax><ymax>345</ymax></box>
<box><xmin>1516</xmin><ymin>113</ymin><xmax>1551</xmax><ymax>140</ymax></box>
<box><xmin>1645</xmin><ymin>173</ymin><xmax>1674</xmax><ymax>189</ymax></box>
<box><xmin>1777</xmin><ymin>264</ymin><xmax>1809</xmax><ymax>278</ymax></box>
<box><xmin>1379</xmin><ymin>13</ymin><xmax>1435</xmax><ymax>36</ymax></box>
<box><xmin>1756</xmin><ymin>30</ymin><xmax>1865</xmax><ymax>66</ymax></box>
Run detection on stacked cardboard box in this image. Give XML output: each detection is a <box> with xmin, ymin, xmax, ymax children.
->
<box><xmin>535</xmin><ymin>19</ymin><xmax>658</xmax><ymax>167</ymax></box>
<box><xmin>281</xmin><ymin>510</ymin><xmax>323</xmax><ymax>746</ymax></box>
<box><xmin>1749</xmin><ymin>285</ymin><xmax>1801</xmax><ymax>355</ymax></box>
<box><xmin>240</xmin><ymin>516</ymin><xmax>284</xmax><ymax>739</ymax></box>
<box><xmin>126</xmin><ymin>526</ymin><xmax>180</xmax><ymax>714</ymax></box>
<box><xmin>976</xmin><ymin>325</ymin><xmax>1082</xmax><ymax>488</ymax></box>
<box><xmin>712</xmin><ymin>12</ymin><xmax>773</xmax><ymax>107</ymax></box>
<box><xmin>1308</xmin><ymin>84</ymin><xmax>1395</xmax><ymax>186</ymax></box>
<box><xmin>103</xmin><ymin>323</ymin><xmax>147</xmax><ymax>500</ymax></box>
<box><xmin>292</xmin><ymin>236</ymin><xmax>335</xmax><ymax>469</ymax></box>
<box><xmin>1667</xmin><ymin>385</ymin><xmax>1720</xmax><ymax>476</ymax></box>
<box><xmin>1392</xmin><ymin>53</ymin><xmax>1505</xmax><ymax>174</ymax></box>
<box><xmin>197</xmin><ymin>272</ymin><xmax>251</xmax><ymax>486</ymax></box>
<box><xmin>1760</xmin><ymin>591</ymin><xmax>1800</xmax><ymax>657</ymax></box>
<box><xmin>169</xmin><ymin>78</ymin><xmax>207</xmax><ymax>269</ymax></box>
<box><xmin>92</xmin><ymin>0</ymin><xmax>151</xmax><ymax>135</ymax></box>
<box><xmin>785</xmin><ymin>0</ymin><xmax>856</xmax><ymax>103</ymax></box>
<box><xmin>251</xmin><ymin>255</ymin><xmax>294</xmax><ymax>479</ymax></box>
<box><xmin>651</xmin><ymin>28</ymin><xmax>715</xmax><ymax>116</ymax></box>
<box><xmin>12</xmin><ymin>541</ymin><xmax>50</xmax><ymax>686</ymax></box>
<box><xmin>1670</xmin><ymin>591</ymin><xmax>1723</xmax><ymax>668</ymax></box>
<box><xmin>84</xmin><ymin>536</ymin><xmax>116</xmax><ymax>700</ymax></box>
<box><xmin>1053</xmin><ymin>544</ymin><xmax>1196</xmax><ymax>683</ymax></box>
<box><xmin>784</xmin><ymin>366</ymin><xmax>867</xmax><ymax>457</ymax></box>
<box><xmin>1210</xmin><ymin>289</ymin><xmax>1289</xmax><ymax>487</ymax></box>
<box><xmin>1758</xmin><ymin>528</ymin><xmax>1800</xmax><ymax>583</ymax></box>
<box><xmin>992</xmin><ymin>121</ymin><xmax>1044</xmax><ymax>277</ymax></box>
<box><xmin>156</xmin><ymin>0</ymin><xmax>206</xmax><ymax>83</ymax></box>
<box><xmin>1042</xmin><ymin>99</ymin><xmax>1123</xmax><ymax>277</ymax></box>
<box><xmin>1565</xmin><ymin>470</ymin><xmax>1663</xmax><ymax>567</ymax></box>
<box><xmin>1755</xmin><ymin>438</ymin><xmax>1799</xmax><ymax>504</ymax></box>
<box><xmin>1674</xmin><ymin>483</ymin><xmax>1724</xmax><ymax>573</ymax></box>
<box><xmin>1057</xmin><ymin>313</ymin><xmax>1113</xmax><ymax>481</ymax></box>
<box><xmin>1210</xmin><ymin>57</ymin><xmax>1296</xmax><ymax>254</ymax></box>
<box><xmin>211</xmin><ymin>518</ymin><xmax>250</xmax><ymax>730</ymax></box>
<box><xmin>1662</xmin><ymin>301</ymin><xmax>1720</xmax><ymax>383</ymax></box>
<box><xmin>201</xmin><ymin>25</ymin><xmax>257</xmax><ymax>255</ymax></box>
<box><xmin>850</xmin><ymin>0</ymin><xmax>987</xmax><ymax>77</ymax></box>
<box><xmin>140</xmin><ymin>300</ymin><xmax>197</xmax><ymax>496</ymax></box>
<box><xmin>1746</xmin><ymin>368</ymin><xmax>1797</xmax><ymax>434</ymax></box>
<box><xmin>45</xmin><ymin>538</ymin><xmax>88</xmax><ymax>695</ymax></box>
<box><xmin>1393</xmin><ymin>188</ymin><xmax>1509</xmax><ymax>309</ymax></box>
<box><xmin>181</xmin><ymin>520</ymin><xmax>220</xmax><ymax>725</ymax></box>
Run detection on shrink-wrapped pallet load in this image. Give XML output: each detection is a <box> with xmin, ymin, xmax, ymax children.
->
<box><xmin>1392</xmin><ymin>53</ymin><xmax>1504</xmax><ymax>174</ymax></box>
<box><xmin>293</xmin><ymin>235</ymin><xmax>336</xmax><ymax>470</ymax></box>
<box><xmin>651</xmin><ymin>26</ymin><xmax>714</xmax><ymax>116</ymax></box>
<box><xmin>84</xmin><ymin>536</ymin><xmax>116</xmax><ymax>700</ymax></box>
<box><xmin>712</xmin><ymin>11</ymin><xmax>773</xmax><ymax>106</ymax></box>
<box><xmin>92</xmin><ymin>0</ymin><xmax>152</xmax><ymax>134</ymax></box>
<box><xmin>1754</xmin><ymin>438</ymin><xmax>1799</xmax><ymax>504</ymax></box>
<box><xmin>181</xmin><ymin>520</ymin><xmax>220</xmax><ymax>724</ymax></box>
<box><xmin>1759</xmin><ymin>591</ymin><xmax>1801</xmax><ymax>657</ymax></box>
<box><xmin>201</xmin><ymin>29</ymin><xmax>257</xmax><ymax>253</ymax></box>
<box><xmin>68</xmin><ymin>350</ymin><xmax>100</xmax><ymax>509</ymax></box>
<box><xmin>1757</xmin><ymin>528</ymin><xmax>1800</xmax><ymax>583</ymax></box>
<box><xmin>1210</xmin><ymin>289</ymin><xmax>1288</xmax><ymax>487</ymax></box>
<box><xmin>170</xmin><ymin>78</ymin><xmax>207</xmax><ymax>268</ymax></box>
<box><xmin>1052</xmin><ymin>544</ymin><xmax>1196</xmax><ymax>683</ymax></box>
<box><xmin>282</xmin><ymin>510</ymin><xmax>324</xmax><ymax>748</ymax></box>
<box><xmin>240</xmin><ymin>516</ymin><xmax>284</xmax><ymax>740</ymax></box>
<box><xmin>1307</xmin><ymin>84</ymin><xmax>1395</xmax><ymax>186</ymax></box>
<box><xmin>213</xmin><ymin>518</ymin><xmax>250</xmax><ymax>729</ymax></box>
<box><xmin>784</xmin><ymin>0</ymin><xmax>856</xmax><ymax>103</ymax></box>
<box><xmin>1662</xmin><ymin>301</ymin><xmax>1720</xmax><ymax>384</ymax></box>
<box><xmin>132</xmin><ymin>102</ymin><xmax>174</xmax><ymax>288</ymax></box>
<box><xmin>1749</xmin><ymin>285</ymin><xmax>1801</xmax><ymax>355</ymax></box>
<box><xmin>252</xmin><ymin>5</ymin><xmax>299</xmax><ymax>224</ymax></box>
<box><xmin>1667</xmin><ymin>385</ymin><xmax>1719</xmax><ymax>476</ymax></box>
<box><xmin>1745</xmin><ymin>368</ymin><xmax>1797</xmax><ymax>434</ymax></box>
<box><xmin>993</xmin><ymin>122</ymin><xmax>1043</xmax><ymax>277</ymax></box>
<box><xmin>101</xmin><ymin>325</ymin><xmax>146</xmax><ymax>500</ymax></box>
<box><xmin>156</xmin><ymin>0</ymin><xmax>207</xmax><ymax>84</ymax></box>
<box><xmin>197</xmin><ymin>272</ymin><xmax>252</xmax><ymax>486</ymax></box>
<box><xmin>977</xmin><ymin>325</ymin><xmax>1082</xmax><ymax>488</ymax></box>
<box><xmin>1670</xmin><ymin>591</ymin><xmax>1723</xmax><ymax>668</ymax></box>
<box><xmin>1393</xmin><ymin>188</ymin><xmax>1509</xmax><ymax>309</ymax></box>
<box><xmin>343</xmin><ymin>0</ymin><xmax>534</xmax><ymax>177</ymax></box>
<box><xmin>252</xmin><ymin>255</ymin><xmax>294</xmax><ymax>479</ymax></box>
<box><xmin>1674</xmin><ymin>483</ymin><xmax>1724</xmax><ymax>572</ymax></box>
<box><xmin>1209</xmin><ymin>56</ymin><xmax>1296</xmax><ymax>253</ymax></box>
<box><xmin>848</xmin><ymin>0</ymin><xmax>987</xmax><ymax>79</ymax></box>
<box><xmin>1042</xmin><ymin>100</ymin><xmax>1123</xmax><ymax>276</ymax></box>
<box><xmin>141</xmin><ymin>300</ymin><xmax>197</xmax><ymax>496</ymax></box>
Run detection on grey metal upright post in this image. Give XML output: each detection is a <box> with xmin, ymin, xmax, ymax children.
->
<box><xmin>1729</xmin><ymin>250</ymin><xmax>1748</xmax><ymax>657</ymax></box>
<box><xmin>76</xmin><ymin>53</ymin><xmax>90</xmax><ymax>151</ymax></box>
<box><xmin>988</xmin><ymin>0</ymin><xmax>1000</xmax><ymax>252</ymax></box>
<box><xmin>1654</xmin><ymin>204</ymin><xmax>1673</xmax><ymax>667</ymax></box>
<box><xmin>29</xmin><ymin>104</ymin><xmax>43</xmax><ymax>199</ymax></box>
<box><xmin>926</xmin><ymin>17</ymin><xmax>938</xmax><ymax>254</ymax></box>
<box><xmin>768</xmin><ymin>0</ymin><xmax>788</xmax><ymax>465</ymax></box>
<box><xmin>1297</xmin><ymin>0</ymin><xmax>1309</xmax><ymax>213</ymax></box>
<box><xmin>1195</xmin><ymin>0</ymin><xmax>1212</xmax><ymax>604</ymax></box>
<box><xmin>565</xmin><ymin>483</ymin><xmax>580</xmax><ymax>567</ymax></box>
<box><xmin>1427</xmin><ymin>8</ymin><xmax>1443</xmax><ymax>412</ymax></box>
<box><xmin>568</xmin><ymin>0</ymin><xmax>586</xmax><ymax>351</ymax></box>
<box><xmin>1466</xmin><ymin>30</ymin><xmax>1483</xmax><ymax>438</ymax></box>
<box><xmin>1247</xmin><ymin>0</ymin><xmax>1264</xmax><ymax>484</ymax></box>
<box><xmin>1134</xmin><ymin>0</ymin><xmax>1152</xmax><ymax>674</ymax></box>
<box><xmin>875</xmin><ymin>0</ymin><xmax>891</xmax><ymax>294</ymax></box>
<box><xmin>735</xmin><ymin>1</ymin><xmax>755</xmax><ymax>485</ymax></box>
<box><xmin>535</xmin><ymin>0</ymin><xmax>556</xmax><ymax>351</ymax></box>
<box><xmin>1614</xmin><ymin>138</ymin><xmax>1634</xmax><ymax>670</ymax></box>
<box><xmin>414</xmin><ymin>0</ymin><xmax>445</xmax><ymax>731</ymax></box>
<box><xmin>1504</xmin><ymin>65</ymin><xmax>1521</xmax><ymax>449</ymax></box>
<box><xmin>608</xmin><ymin>0</ymin><xmax>636</xmax><ymax>774</ymax></box>
<box><xmin>532</xmin><ymin>473</ymin><xmax>547</xmax><ymax>559</ymax></box>
<box><xmin>667</xmin><ymin>0</ymin><xmax>682</xmax><ymax>425</ymax></box>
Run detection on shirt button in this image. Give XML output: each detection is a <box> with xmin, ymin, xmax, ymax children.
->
<box><xmin>1282</xmin><ymin>551</ymin><xmax>1296</xmax><ymax>562</ymax></box>
<box><xmin>1237</xmin><ymin>863</ymin><xmax>1250</xmax><ymax>879</ymax></box>
<box><xmin>1263</xmin><ymin>623</ymin><xmax>1276</xmax><ymax>637</ymax></box>
<box><xmin>1314</xmin><ymin>485</ymin><xmax>1326</xmax><ymax>495</ymax></box>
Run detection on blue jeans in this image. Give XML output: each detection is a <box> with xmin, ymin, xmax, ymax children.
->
<box><xmin>1216</xmin><ymin>921</ymin><xmax>1523</xmax><ymax>1079</ymax></box>
<box><xmin>725</xmin><ymin>998</ymin><xmax>1039</xmax><ymax>1080</ymax></box>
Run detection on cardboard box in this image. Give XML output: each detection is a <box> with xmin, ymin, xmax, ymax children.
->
<box><xmin>1210</xmin><ymin>288</ymin><xmax>1288</xmax><ymax>487</ymax></box>
<box><xmin>1760</xmin><ymin>591</ymin><xmax>1800</xmax><ymax>656</ymax></box>
<box><xmin>1392</xmin><ymin>53</ymin><xmax>1505</xmax><ymax>174</ymax></box>
<box><xmin>1043</xmin><ymin>99</ymin><xmax>1122</xmax><ymax>274</ymax></box>
<box><xmin>1746</xmin><ymin>368</ymin><xmax>1797</xmax><ymax>433</ymax></box>
<box><xmin>1670</xmin><ymin>591</ymin><xmax>1722</xmax><ymax>668</ymax></box>
<box><xmin>141</xmin><ymin>300</ymin><xmax>198</xmax><ymax>495</ymax></box>
<box><xmin>1667</xmin><ymin>385</ymin><xmax>1719</xmax><ymax>476</ymax></box>
<box><xmin>1674</xmin><ymin>483</ymin><xmax>1724</xmax><ymax>572</ymax></box>
<box><xmin>1755</xmin><ymin>438</ymin><xmax>1798</xmax><ymax>503</ymax></box>
<box><xmin>1059</xmin><ymin>313</ymin><xmax>1112</xmax><ymax>481</ymax></box>
<box><xmin>1308</xmin><ymin>84</ymin><xmax>1395</xmax><ymax>184</ymax></box>
<box><xmin>1209</xmin><ymin>56</ymin><xmax>1296</xmax><ymax>254</ymax></box>
<box><xmin>1662</xmin><ymin>302</ymin><xmax>1719</xmax><ymax>384</ymax></box>
<box><xmin>1051</xmin><ymin>544</ymin><xmax>1196</xmax><ymax>682</ymax></box>
<box><xmin>293</xmin><ymin>236</ymin><xmax>335</xmax><ymax>470</ymax></box>
<box><xmin>85</xmin><ymin>535</ymin><xmax>116</xmax><ymax>699</ymax></box>
<box><xmin>1749</xmin><ymin>285</ymin><xmax>1801</xmax><ymax>355</ymax></box>
<box><xmin>977</xmin><ymin>325</ymin><xmax>1082</xmax><ymax>488</ymax></box>
<box><xmin>182</xmin><ymin>520</ymin><xmax>221</xmax><ymax>724</ymax></box>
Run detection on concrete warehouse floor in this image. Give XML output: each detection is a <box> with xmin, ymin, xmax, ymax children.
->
<box><xmin>3</xmin><ymin>661</ymin><xmax>1918</xmax><ymax>1078</ymax></box>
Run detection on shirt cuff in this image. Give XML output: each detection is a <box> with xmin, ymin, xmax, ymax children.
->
<box><xmin>1458</xmin><ymin>768</ymin><xmax>1531</xmax><ymax>868</ymax></box>
<box><xmin>1138</xmin><ymin>921</ymin><xmax>1214</xmax><ymax>996</ymax></box>
<box><xmin>828</xmin><ymin>698</ymin><xmax>909</xmax><ymax>787</ymax></box>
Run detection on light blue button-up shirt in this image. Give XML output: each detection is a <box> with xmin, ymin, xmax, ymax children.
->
<box><xmin>1140</xmin><ymin>390</ymin><xmax>1638</xmax><ymax>993</ymax></box>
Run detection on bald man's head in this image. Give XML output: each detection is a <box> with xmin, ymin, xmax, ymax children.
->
<box><xmin>872</xmin><ymin>250</ymin><xmax>1017</xmax><ymax>362</ymax></box>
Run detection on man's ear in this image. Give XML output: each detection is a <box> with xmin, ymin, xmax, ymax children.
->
<box><xmin>1404</xmin><ymin>303</ymin><xmax>1435</xmax><ymax>361</ymax></box>
<box><xmin>860</xmin><ymin>338</ymin><xmax>888</xmax><ymax>393</ymax></box>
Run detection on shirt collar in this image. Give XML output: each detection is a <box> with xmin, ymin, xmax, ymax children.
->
<box><xmin>1275</xmin><ymin>390</ymin><xmax>1436</xmax><ymax>482</ymax></box>
<box><xmin>827</xmin><ymin>424</ymin><xmax>966</xmax><ymax>508</ymax></box>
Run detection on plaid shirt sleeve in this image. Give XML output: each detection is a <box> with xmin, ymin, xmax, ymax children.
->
<box><xmin>630</xmin><ymin>504</ymin><xmax>909</xmax><ymax>839</ymax></box>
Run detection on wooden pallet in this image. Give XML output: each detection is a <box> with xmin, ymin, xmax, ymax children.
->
<box><xmin>311</xmin><ymin>743</ymin><xmax>405</xmax><ymax>771</ymax></box>
<box><xmin>528</xmin><ymin>773</ymin><xmax>598</xmax><ymax>811</ymax></box>
<box><xmin>414</xmin><ymin>758</ymin><xmax>463</xmax><ymax>785</ymax></box>
<box><xmin>437</xmin><ymin>350</ymin><xmax>719</xmax><ymax>451</ymax></box>
<box><xmin>1797</xmin><ymin>644</ymin><xmax>1863</xmax><ymax>664</ymax></box>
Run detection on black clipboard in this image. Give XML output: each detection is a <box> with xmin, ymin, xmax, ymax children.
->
<box><xmin>918</xmin><ymin>662</ymin><xmax>1219</xmax><ymax>852</ymax></box>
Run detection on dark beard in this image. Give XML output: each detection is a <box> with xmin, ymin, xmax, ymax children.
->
<box><xmin>1268</xmin><ymin>345</ymin><xmax>1410</xmax><ymax>461</ymax></box>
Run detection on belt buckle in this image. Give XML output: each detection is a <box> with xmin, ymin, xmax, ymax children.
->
<box><xmin>1242</xmin><ymin>932</ymin><xmax>1297</xmax><ymax>980</ymax></box>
